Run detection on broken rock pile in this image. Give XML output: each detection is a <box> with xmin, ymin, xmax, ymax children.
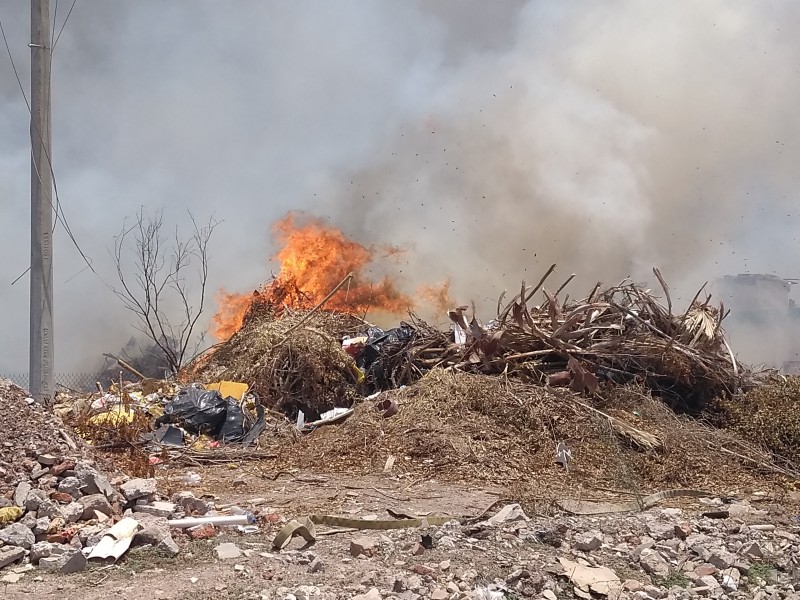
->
<box><xmin>0</xmin><ymin>459</ymin><xmax>176</xmax><ymax>577</ymax></box>
<box><xmin>0</xmin><ymin>379</ymin><xmax>92</xmax><ymax>497</ymax></box>
<box><xmin>262</xmin><ymin>499</ymin><xmax>800</xmax><ymax>600</ymax></box>
<box><xmin>0</xmin><ymin>378</ymin><xmax>238</xmax><ymax>579</ymax></box>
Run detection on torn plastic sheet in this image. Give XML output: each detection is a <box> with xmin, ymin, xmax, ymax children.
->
<box><xmin>152</xmin><ymin>424</ymin><xmax>184</xmax><ymax>447</ymax></box>
<box><xmin>453</xmin><ymin>321</ymin><xmax>468</xmax><ymax>345</ymax></box>
<box><xmin>301</xmin><ymin>407</ymin><xmax>354</xmax><ymax>432</ymax></box>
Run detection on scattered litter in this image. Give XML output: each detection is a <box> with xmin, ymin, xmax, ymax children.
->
<box><xmin>87</xmin><ymin>517</ymin><xmax>139</xmax><ymax>562</ymax></box>
<box><xmin>156</xmin><ymin>386</ymin><xmax>265</xmax><ymax>444</ymax></box>
<box><xmin>0</xmin><ymin>507</ymin><xmax>23</xmax><ymax>525</ymax></box>
<box><xmin>204</xmin><ymin>381</ymin><xmax>249</xmax><ymax>401</ymax></box>
<box><xmin>180</xmin><ymin>472</ymin><xmax>202</xmax><ymax>486</ymax></box>
<box><xmin>484</xmin><ymin>504</ymin><xmax>529</xmax><ymax>526</ymax></box>
<box><xmin>558</xmin><ymin>557</ymin><xmax>621</xmax><ymax>597</ymax></box>
<box><xmin>214</xmin><ymin>542</ymin><xmax>242</xmax><ymax>560</ymax></box>
<box><xmin>167</xmin><ymin>514</ymin><xmax>253</xmax><ymax>529</ymax></box>
<box><xmin>555</xmin><ymin>442</ymin><xmax>571</xmax><ymax>470</ymax></box>
<box><xmin>1</xmin><ymin>572</ymin><xmax>22</xmax><ymax>583</ymax></box>
<box><xmin>383</xmin><ymin>455</ymin><xmax>396</xmax><ymax>473</ymax></box>
<box><xmin>236</xmin><ymin>525</ymin><xmax>260</xmax><ymax>535</ymax></box>
<box><xmin>152</xmin><ymin>424</ymin><xmax>184</xmax><ymax>447</ymax></box>
<box><xmin>301</xmin><ymin>407</ymin><xmax>354</xmax><ymax>432</ymax></box>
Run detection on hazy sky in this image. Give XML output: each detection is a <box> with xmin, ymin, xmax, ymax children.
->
<box><xmin>1</xmin><ymin>1</ymin><xmax>799</xmax><ymax>373</ymax></box>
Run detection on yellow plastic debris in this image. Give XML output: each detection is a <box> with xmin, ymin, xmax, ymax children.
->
<box><xmin>0</xmin><ymin>506</ymin><xmax>23</xmax><ymax>525</ymax></box>
<box><xmin>206</xmin><ymin>381</ymin><xmax>249</xmax><ymax>401</ymax></box>
<box><xmin>191</xmin><ymin>434</ymin><xmax>215</xmax><ymax>450</ymax></box>
<box><xmin>350</xmin><ymin>364</ymin><xmax>366</xmax><ymax>383</ymax></box>
<box><xmin>88</xmin><ymin>406</ymin><xmax>135</xmax><ymax>426</ymax></box>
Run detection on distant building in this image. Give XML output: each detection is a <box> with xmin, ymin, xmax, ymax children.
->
<box><xmin>714</xmin><ymin>274</ymin><xmax>800</xmax><ymax>371</ymax></box>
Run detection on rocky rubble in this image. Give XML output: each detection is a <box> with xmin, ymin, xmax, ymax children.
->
<box><xmin>244</xmin><ymin>497</ymin><xmax>799</xmax><ymax>600</ymax></box>
<box><xmin>0</xmin><ymin>448</ymin><xmax>272</xmax><ymax>581</ymax></box>
<box><xmin>0</xmin><ymin>379</ymin><xmax>90</xmax><ymax>497</ymax></box>
<box><xmin>0</xmin><ymin>379</ymin><xmax>236</xmax><ymax>580</ymax></box>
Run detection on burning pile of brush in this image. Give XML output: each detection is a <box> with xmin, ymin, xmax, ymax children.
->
<box><xmin>193</xmin><ymin>213</ymin><xmax>755</xmax><ymax>418</ymax></box>
<box><xmin>190</xmin><ymin>300</ymin><xmax>365</xmax><ymax>421</ymax></box>
<box><xmin>195</xmin><ymin>268</ymin><xmax>749</xmax><ymax>422</ymax></box>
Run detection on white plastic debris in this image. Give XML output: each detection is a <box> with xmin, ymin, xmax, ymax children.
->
<box><xmin>555</xmin><ymin>441</ymin><xmax>571</xmax><ymax>469</ymax></box>
<box><xmin>167</xmin><ymin>514</ymin><xmax>251</xmax><ymax>529</ymax></box>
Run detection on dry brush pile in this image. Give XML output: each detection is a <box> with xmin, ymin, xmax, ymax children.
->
<box><xmin>260</xmin><ymin>370</ymin><xmax>797</xmax><ymax>496</ymax></box>
<box><xmin>717</xmin><ymin>375</ymin><xmax>800</xmax><ymax>466</ymax></box>
<box><xmin>189</xmin><ymin>299</ymin><xmax>365</xmax><ymax>420</ymax></box>
<box><xmin>184</xmin><ymin>268</ymin><xmax>800</xmax><ymax>491</ymax></box>
<box><xmin>360</xmin><ymin>267</ymin><xmax>748</xmax><ymax>412</ymax></box>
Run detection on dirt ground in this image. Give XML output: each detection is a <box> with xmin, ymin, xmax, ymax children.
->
<box><xmin>4</xmin><ymin>463</ymin><xmax>799</xmax><ymax>600</ymax></box>
<box><xmin>2</xmin><ymin>468</ymin><xmax>505</xmax><ymax>600</ymax></box>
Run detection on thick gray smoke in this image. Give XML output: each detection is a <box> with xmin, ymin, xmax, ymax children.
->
<box><xmin>1</xmin><ymin>1</ymin><xmax>799</xmax><ymax>373</ymax></box>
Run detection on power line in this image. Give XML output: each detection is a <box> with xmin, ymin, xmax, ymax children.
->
<box><xmin>52</xmin><ymin>0</ymin><xmax>58</xmax><ymax>46</ymax></box>
<box><xmin>52</xmin><ymin>0</ymin><xmax>77</xmax><ymax>51</ymax></box>
<box><xmin>0</xmin><ymin>13</ymin><xmax>32</xmax><ymax>114</ymax></box>
<box><xmin>1</xmin><ymin>7</ymin><xmax>99</xmax><ymax>285</ymax></box>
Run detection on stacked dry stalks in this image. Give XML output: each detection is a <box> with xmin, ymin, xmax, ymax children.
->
<box><xmin>368</xmin><ymin>267</ymin><xmax>747</xmax><ymax>410</ymax></box>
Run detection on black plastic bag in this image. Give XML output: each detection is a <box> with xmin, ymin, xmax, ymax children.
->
<box><xmin>157</xmin><ymin>386</ymin><xmax>228</xmax><ymax>436</ymax></box>
<box><xmin>358</xmin><ymin>323</ymin><xmax>416</xmax><ymax>390</ymax></box>
<box><xmin>358</xmin><ymin>323</ymin><xmax>415</xmax><ymax>371</ymax></box>
<box><xmin>219</xmin><ymin>400</ymin><xmax>266</xmax><ymax>444</ymax></box>
<box><xmin>157</xmin><ymin>385</ymin><xmax>267</xmax><ymax>445</ymax></box>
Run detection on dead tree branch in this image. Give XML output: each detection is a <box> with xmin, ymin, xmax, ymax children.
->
<box><xmin>111</xmin><ymin>208</ymin><xmax>219</xmax><ymax>375</ymax></box>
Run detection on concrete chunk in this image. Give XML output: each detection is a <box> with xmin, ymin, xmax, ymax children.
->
<box><xmin>646</xmin><ymin>521</ymin><xmax>676</xmax><ymax>541</ymax></box>
<box><xmin>708</xmin><ymin>549</ymin><xmax>737</xmax><ymax>570</ymax></box>
<box><xmin>573</xmin><ymin>531</ymin><xmax>603</xmax><ymax>552</ymax></box>
<box><xmin>171</xmin><ymin>491</ymin><xmax>212</xmax><ymax>515</ymax></box>
<box><xmin>350</xmin><ymin>536</ymin><xmax>378</xmax><ymax>557</ymax></box>
<box><xmin>78</xmin><ymin>494</ymin><xmax>113</xmax><ymax>520</ymax></box>
<box><xmin>351</xmin><ymin>589</ymin><xmax>382</xmax><ymax>600</ymax></box>
<box><xmin>62</xmin><ymin>502</ymin><xmax>84</xmax><ymax>524</ymax></box>
<box><xmin>37</xmin><ymin>454</ymin><xmax>58</xmax><ymax>466</ymax></box>
<box><xmin>0</xmin><ymin>522</ymin><xmax>35</xmax><ymax>549</ymax></box>
<box><xmin>133</xmin><ymin>502</ymin><xmax>177</xmax><ymax>518</ymax></box>
<box><xmin>485</xmin><ymin>503</ymin><xmax>529</xmax><ymax>526</ymax></box>
<box><xmin>30</xmin><ymin>541</ymin><xmax>69</xmax><ymax>565</ymax></box>
<box><xmin>742</xmin><ymin>541</ymin><xmax>764</xmax><ymax>560</ymax></box>
<box><xmin>639</xmin><ymin>549</ymin><xmax>671</xmax><ymax>578</ymax></box>
<box><xmin>119</xmin><ymin>478</ymin><xmax>157</xmax><ymax>501</ymax></box>
<box><xmin>13</xmin><ymin>481</ymin><xmax>31</xmax><ymax>507</ymax></box>
<box><xmin>36</xmin><ymin>499</ymin><xmax>64</xmax><ymax>520</ymax></box>
<box><xmin>24</xmin><ymin>489</ymin><xmax>47</xmax><ymax>512</ymax></box>
<box><xmin>39</xmin><ymin>548</ymin><xmax>87</xmax><ymax>573</ymax></box>
<box><xmin>57</xmin><ymin>477</ymin><xmax>82</xmax><ymax>499</ymax></box>
<box><xmin>0</xmin><ymin>546</ymin><xmax>25</xmax><ymax>569</ymax></box>
<box><xmin>215</xmin><ymin>542</ymin><xmax>242</xmax><ymax>560</ymax></box>
<box><xmin>33</xmin><ymin>517</ymin><xmax>51</xmax><ymax>535</ymax></box>
<box><xmin>74</xmin><ymin>462</ymin><xmax>115</xmax><ymax>499</ymax></box>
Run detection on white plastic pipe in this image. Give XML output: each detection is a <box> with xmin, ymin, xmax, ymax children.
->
<box><xmin>167</xmin><ymin>514</ymin><xmax>250</xmax><ymax>528</ymax></box>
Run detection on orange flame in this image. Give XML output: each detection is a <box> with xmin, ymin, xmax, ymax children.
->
<box><xmin>212</xmin><ymin>212</ymin><xmax>451</xmax><ymax>340</ymax></box>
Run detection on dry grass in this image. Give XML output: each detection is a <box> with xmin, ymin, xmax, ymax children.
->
<box><xmin>259</xmin><ymin>371</ymin><xmax>798</xmax><ymax>498</ymax></box>
<box><xmin>717</xmin><ymin>375</ymin><xmax>800</xmax><ymax>466</ymax></box>
<box><xmin>69</xmin><ymin>388</ymin><xmax>155</xmax><ymax>477</ymax></box>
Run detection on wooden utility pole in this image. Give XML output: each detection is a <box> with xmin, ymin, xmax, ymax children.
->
<box><xmin>29</xmin><ymin>0</ymin><xmax>54</xmax><ymax>402</ymax></box>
